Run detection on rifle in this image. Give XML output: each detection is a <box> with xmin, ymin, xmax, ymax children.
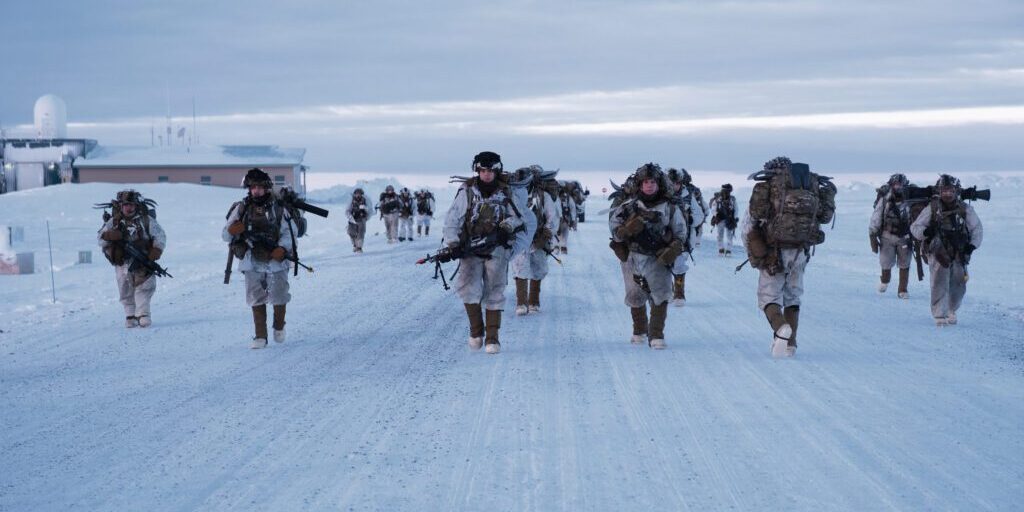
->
<box><xmin>912</xmin><ymin>239</ymin><xmax>924</xmax><ymax>281</ymax></box>
<box><xmin>123</xmin><ymin>242</ymin><xmax>173</xmax><ymax>278</ymax></box>
<box><xmin>277</xmin><ymin>187</ymin><xmax>330</xmax><ymax>218</ymax></box>
<box><xmin>416</xmin><ymin>232</ymin><xmax>502</xmax><ymax>265</ymax></box>
<box><xmin>224</xmin><ymin>247</ymin><xmax>234</xmax><ymax>284</ymax></box>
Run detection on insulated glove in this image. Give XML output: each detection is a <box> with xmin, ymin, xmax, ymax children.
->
<box><xmin>656</xmin><ymin>240</ymin><xmax>684</xmax><ymax>266</ymax></box>
<box><xmin>498</xmin><ymin>218</ymin><xmax>519</xmax><ymax>234</ymax></box>
<box><xmin>616</xmin><ymin>215</ymin><xmax>645</xmax><ymax>239</ymax></box>
<box><xmin>101</xmin><ymin>229</ymin><xmax>123</xmax><ymax>241</ymax></box>
<box><xmin>270</xmin><ymin>247</ymin><xmax>287</xmax><ymax>262</ymax></box>
<box><xmin>923</xmin><ymin>225</ymin><xmax>936</xmax><ymax>239</ymax></box>
<box><xmin>227</xmin><ymin>221</ymin><xmax>245</xmax><ymax>236</ymax></box>
<box><xmin>963</xmin><ymin>243</ymin><xmax>976</xmax><ymax>264</ymax></box>
<box><xmin>148</xmin><ymin>247</ymin><xmax>163</xmax><ymax>261</ymax></box>
<box><xmin>609</xmin><ymin>240</ymin><xmax>630</xmax><ymax>262</ymax></box>
<box><xmin>869</xmin><ymin>234</ymin><xmax>880</xmax><ymax>254</ymax></box>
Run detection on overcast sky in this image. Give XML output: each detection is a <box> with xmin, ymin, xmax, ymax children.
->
<box><xmin>3</xmin><ymin>0</ymin><xmax>1023</xmax><ymax>175</ymax></box>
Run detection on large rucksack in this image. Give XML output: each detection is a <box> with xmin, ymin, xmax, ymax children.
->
<box><xmin>749</xmin><ymin>163</ymin><xmax>836</xmax><ymax>248</ymax></box>
<box><xmin>415</xmin><ymin>193</ymin><xmax>433</xmax><ymax>215</ymax></box>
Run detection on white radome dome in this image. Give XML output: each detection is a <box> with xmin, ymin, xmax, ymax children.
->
<box><xmin>34</xmin><ymin>94</ymin><xmax>68</xmax><ymax>139</ymax></box>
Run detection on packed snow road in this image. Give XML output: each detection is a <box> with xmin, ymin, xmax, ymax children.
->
<box><xmin>1</xmin><ymin>182</ymin><xmax>1022</xmax><ymax>511</ymax></box>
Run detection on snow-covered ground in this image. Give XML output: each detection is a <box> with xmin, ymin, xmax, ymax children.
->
<box><xmin>1</xmin><ymin>180</ymin><xmax>1022</xmax><ymax>510</ymax></box>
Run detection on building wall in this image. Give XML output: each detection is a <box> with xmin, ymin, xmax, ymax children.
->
<box><xmin>76</xmin><ymin>165</ymin><xmax>300</xmax><ymax>189</ymax></box>
<box><xmin>1</xmin><ymin>140</ymin><xmax>92</xmax><ymax>191</ymax></box>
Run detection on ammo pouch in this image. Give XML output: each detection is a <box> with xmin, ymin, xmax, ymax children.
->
<box><xmin>230</xmin><ymin>240</ymin><xmax>249</xmax><ymax>259</ymax></box>
<box><xmin>744</xmin><ymin>227</ymin><xmax>770</xmax><ymax>269</ymax></box>
<box><xmin>470</xmin><ymin>202</ymin><xmax>498</xmax><ymax>238</ymax></box>
<box><xmin>104</xmin><ymin>244</ymin><xmax>125</xmax><ymax>266</ymax></box>
<box><xmin>250</xmin><ymin>244</ymin><xmax>272</xmax><ymax>263</ymax></box>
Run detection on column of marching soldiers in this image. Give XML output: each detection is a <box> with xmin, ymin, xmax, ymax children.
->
<box><xmin>94</xmin><ymin>153</ymin><xmax>987</xmax><ymax>356</ymax></box>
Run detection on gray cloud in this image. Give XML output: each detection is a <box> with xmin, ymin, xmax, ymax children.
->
<box><xmin>2</xmin><ymin>0</ymin><xmax>1022</xmax><ymax>172</ymax></box>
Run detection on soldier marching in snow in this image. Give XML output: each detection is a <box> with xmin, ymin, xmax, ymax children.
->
<box><xmin>437</xmin><ymin>151</ymin><xmax>529</xmax><ymax>354</ymax></box>
<box><xmin>709</xmin><ymin>183</ymin><xmax>739</xmax><ymax>256</ymax></box>
<box><xmin>666</xmin><ymin>168</ymin><xmax>705</xmax><ymax>307</ymax></box>
<box><xmin>414</xmin><ymin>188</ymin><xmax>436</xmax><ymax>237</ymax></box>
<box><xmin>554</xmin><ymin>181</ymin><xmax>578</xmax><ymax>255</ymax></box>
<box><xmin>869</xmin><ymin>173</ymin><xmax>915</xmax><ymax>298</ymax></box>
<box><xmin>608</xmin><ymin>163</ymin><xmax>689</xmax><ymax>349</ymax></box>
<box><xmin>741</xmin><ymin>157</ymin><xmax>836</xmax><ymax>358</ymax></box>
<box><xmin>346</xmin><ymin>187</ymin><xmax>372</xmax><ymax>253</ymax></box>
<box><xmin>377</xmin><ymin>185</ymin><xmax>401</xmax><ymax>243</ymax></box>
<box><xmin>681</xmin><ymin>169</ymin><xmax>709</xmax><ymax>247</ymax></box>
<box><xmin>97</xmin><ymin>189</ymin><xmax>168</xmax><ymax>328</ymax></box>
<box><xmin>909</xmin><ymin>174</ymin><xmax>984</xmax><ymax>326</ymax></box>
<box><xmin>223</xmin><ymin>168</ymin><xmax>300</xmax><ymax>349</ymax></box>
<box><xmin>511</xmin><ymin>165</ymin><xmax>562</xmax><ymax>316</ymax></box>
<box><xmin>397</xmin><ymin>187</ymin><xmax>415</xmax><ymax>242</ymax></box>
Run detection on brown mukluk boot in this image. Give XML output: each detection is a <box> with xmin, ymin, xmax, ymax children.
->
<box><xmin>648</xmin><ymin>301</ymin><xmax>668</xmax><ymax>349</ymax></box>
<box><xmin>764</xmin><ymin>303</ymin><xmax>792</xmax><ymax>358</ymax></box>
<box><xmin>272</xmin><ymin>304</ymin><xmax>286</xmax><ymax>343</ymax></box>
<box><xmin>897</xmin><ymin>268</ymin><xmax>910</xmax><ymax>299</ymax></box>
<box><xmin>514</xmin><ymin>278</ymin><xmax>529</xmax><ymax>316</ymax></box>
<box><xmin>465</xmin><ymin>303</ymin><xmax>485</xmax><ymax>350</ymax></box>
<box><xmin>251</xmin><ymin>304</ymin><xmax>268</xmax><ymax>349</ymax></box>
<box><xmin>672</xmin><ymin>274</ymin><xmax>686</xmax><ymax>306</ymax></box>
<box><xmin>485</xmin><ymin>309</ymin><xmax>502</xmax><ymax>354</ymax></box>
<box><xmin>528</xmin><ymin>279</ymin><xmax>542</xmax><ymax>312</ymax></box>
<box><xmin>630</xmin><ymin>305</ymin><xmax>648</xmax><ymax>345</ymax></box>
<box><xmin>784</xmin><ymin>305</ymin><xmax>800</xmax><ymax>357</ymax></box>
<box><xmin>878</xmin><ymin>268</ymin><xmax>892</xmax><ymax>293</ymax></box>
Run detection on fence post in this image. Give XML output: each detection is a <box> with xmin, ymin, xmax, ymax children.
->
<box><xmin>46</xmin><ymin>220</ymin><xmax>56</xmax><ymax>303</ymax></box>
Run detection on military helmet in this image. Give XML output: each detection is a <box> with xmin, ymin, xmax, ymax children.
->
<box><xmin>666</xmin><ymin>168</ymin><xmax>683</xmax><ymax>184</ymax></box>
<box><xmin>680</xmin><ymin>168</ymin><xmax>692</xmax><ymax>186</ymax></box>
<box><xmin>633</xmin><ymin>162</ymin><xmax>664</xmax><ymax>182</ymax></box>
<box><xmin>115</xmin><ymin>189</ymin><xmax>142</xmax><ymax>204</ymax></box>
<box><xmin>936</xmin><ymin>174</ymin><xmax>961</xmax><ymax>190</ymax></box>
<box><xmin>472</xmin><ymin>151</ymin><xmax>503</xmax><ymax>172</ymax></box>
<box><xmin>353</xmin><ymin>187</ymin><xmax>364</xmax><ymax>195</ymax></box>
<box><xmin>722</xmin><ymin>183</ymin><xmax>733</xmax><ymax>192</ymax></box>
<box><xmin>242</xmin><ymin>167</ymin><xmax>273</xmax><ymax>189</ymax></box>
<box><xmin>401</xmin><ymin>187</ymin><xmax>410</xmax><ymax>194</ymax></box>
<box><xmin>763</xmin><ymin>156</ymin><xmax>792</xmax><ymax>172</ymax></box>
<box><xmin>385</xmin><ymin>185</ymin><xmax>395</xmax><ymax>193</ymax></box>
<box><xmin>888</xmin><ymin>173</ymin><xmax>909</xmax><ymax>187</ymax></box>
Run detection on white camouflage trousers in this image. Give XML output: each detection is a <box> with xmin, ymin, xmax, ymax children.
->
<box><xmin>116</xmin><ymin>265</ymin><xmax>156</xmax><ymax>317</ymax></box>
<box><xmin>348</xmin><ymin>220</ymin><xmax>366</xmax><ymax>250</ymax></box>
<box><xmin>243</xmin><ymin>270</ymin><xmax>291</xmax><ymax>307</ymax></box>
<box><xmin>456</xmin><ymin>249</ymin><xmax>510</xmax><ymax>310</ymax></box>
<box><xmin>756</xmin><ymin>248</ymin><xmax>809</xmax><ymax>310</ymax></box>
<box><xmin>624</xmin><ymin>252</ymin><xmax>673</xmax><ymax>307</ymax></box>
<box><xmin>556</xmin><ymin>223</ymin><xmax>571</xmax><ymax>251</ymax></box>
<box><xmin>717</xmin><ymin>224</ymin><xmax>735</xmax><ymax>251</ymax></box>
<box><xmin>511</xmin><ymin>248</ymin><xmax>550</xmax><ymax>281</ymax></box>
<box><xmin>416</xmin><ymin>215</ymin><xmax>432</xmax><ymax>230</ymax></box>
<box><xmin>879</xmin><ymin>232</ymin><xmax>912</xmax><ymax>270</ymax></box>
<box><xmin>929</xmin><ymin>259</ymin><xmax>967</xmax><ymax>320</ymax></box>
<box><xmin>399</xmin><ymin>216</ymin><xmax>414</xmax><ymax>239</ymax></box>
<box><xmin>383</xmin><ymin>213</ymin><xmax>399</xmax><ymax>242</ymax></box>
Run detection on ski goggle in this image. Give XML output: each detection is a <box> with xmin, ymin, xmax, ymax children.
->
<box><xmin>474</xmin><ymin>162</ymin><xmax>502</xmax><ymax>172</ymax></box>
